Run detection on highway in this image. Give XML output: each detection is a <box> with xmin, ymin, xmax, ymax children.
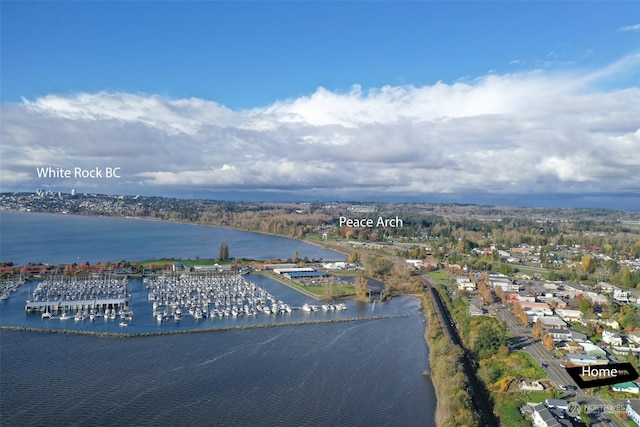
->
<box><xmin>497</xmin><ymin>302</ymin><xmax>622</xmax><ymax>427</ymax></box>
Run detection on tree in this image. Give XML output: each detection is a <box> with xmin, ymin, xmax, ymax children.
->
<box><xmin>579</xmin><ymin>298</ymin><xmax>593</xmax><ymax>315</ymax></box>
<box><xmin>355</xmin><ymin>276</ymin><xmax>369</xmax><ymax>300</ymax></box>
<box><xmin>532</xmin><ymin>319</ymin><xmax>543</xmax><ymax>339</ymax></box>
<box><xmin>494</xmin><ymin>286</ymin><xmax>506</xmax><ymax>303</ymax></box>
<box><xmin>219</xmin><ymin>242</ymin><xmax>229</xmax><ymax>261</ymax></box>
<box><xmin>473</xmin><ymin>322</ymin><xmax>507</xmax><ymax>359</ymax></box>
<box><xmin>543</xmin><ymin>333</ymin><xmax>556</xmax><ymax>351</ymax></box>
<box><xmin>582</xmin><ymin>255</ymin><xmax>596</xmax><ymax>274</ymax></box>
<box><xmin>514</xmin><ymin>302</ymin><xmax>529</xmax><ymax>325</ymax></box>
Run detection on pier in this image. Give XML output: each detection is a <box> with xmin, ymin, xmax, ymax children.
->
<box><xmin>25</xmin><ymin>297</ymin><xmax>128</xmax><ymax>313</ymax></box>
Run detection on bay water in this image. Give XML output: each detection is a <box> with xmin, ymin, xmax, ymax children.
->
<box><xmin>0</xmin><ymin>212</ymin><xmax>436</xmax><ymax>426</ymax></box>
<box><xmin>0</xmin><ymin>211</ymin><xmax>344</xmax><ymax>265</ymax></box>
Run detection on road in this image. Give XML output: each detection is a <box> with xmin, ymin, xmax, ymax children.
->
<box><xmin>497</xmin><ymin>304</ymin><xmax>622</xmax><ymax>427</ymax></box>
<box><xmin>421</xmin><ymin>272</ymin><xmax>627</xmax><ymax>426</ymax></box>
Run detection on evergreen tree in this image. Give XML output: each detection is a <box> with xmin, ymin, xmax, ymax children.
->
<box><xmin>219</xmin><ymin>242</ymin><xmax>229</xmax><ymax>261</ymax></box>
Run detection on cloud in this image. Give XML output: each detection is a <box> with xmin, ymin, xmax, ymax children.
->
<box><xmin>619</xmin><ymin>24</ymin><xmax>640</xmax><ymax>32</ymax></box>
<box><xmin>1</xmin><ymin>55</ymin><xmax>639</xmax><ymax>206</ymax></box>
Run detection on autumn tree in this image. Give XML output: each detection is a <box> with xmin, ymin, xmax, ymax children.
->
<box><xmin>513</xmin><ymin>302</ymin><xmax>529</xmax><ymax>324</ymax></box>
<box><xmin>532</xmin><ymin>318</ymin><xmax>543</xmax><ymax>339</ymax></box>
<box><xmin>582</xmin><ymin>255</ymin><xmax>596</xmax><ymax>274</ymax></box>
<box><xmin>477</xmin><ymin>281</ymin><xmax>493</xmax><ymax>305</ymax></box>
<box><xmin>355</xmin><ymin>276</ymin><xmax>369</xmax><ymax>300</ymax></box>
<box><xmin>543</xmin><ymin>333</ymin><xmax>556</xmax><ymax>351</ymax></box>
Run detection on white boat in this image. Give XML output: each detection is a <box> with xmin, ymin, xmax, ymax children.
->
<box><xmin>119</xmin><ymin>322</ymin><xmax>128</xmax><ymax>327</ymax></box>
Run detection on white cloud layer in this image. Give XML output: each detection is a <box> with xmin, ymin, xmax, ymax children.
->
<box><xmin>1</xmin><ymin>56</ymin><xmax>639</xmax><ymax>206</ymax></box>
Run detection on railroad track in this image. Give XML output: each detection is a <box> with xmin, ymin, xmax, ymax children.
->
<box><xmin>419</xmin><ymin>275</ymin><xmax>499</xmax><ymax>427</ymax></box>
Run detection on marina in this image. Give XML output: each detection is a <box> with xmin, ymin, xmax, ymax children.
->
<box><xmin>144</xmin><ymin>273</ymin><xmax>295</xmax><ymax>321</ymax></box>
<box><xmin>0</xmin><ymin>272</ymin><xmax>351</xmax><ymax>333</ymax></box>
<box><xmin>24</xmin><ymin>277</ymin><xmax>132</xmax><ymax>322</ymax></box>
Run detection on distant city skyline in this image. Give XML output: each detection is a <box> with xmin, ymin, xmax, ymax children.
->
<box><xmin>1</xmin><ymin>2</ymin><xmax>639</xmax><ymax>210</ymax></box>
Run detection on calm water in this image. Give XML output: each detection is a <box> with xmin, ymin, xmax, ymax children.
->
<box><xmin>0</xmin><ymin>211</ymin><xmax>345</xmax><ymax>265</ymax></box>
<box><xmin>0</xmin><ymin>212</ymin><xmax>436</xmax><ymax>426</ymax></box>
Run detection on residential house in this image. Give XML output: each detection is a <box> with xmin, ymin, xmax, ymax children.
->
<box><xmin>537</xmin><ymin>316</ymin><xmax>568</xmax><ymax>330</ymax></box>
<box><xmin>613</xmin><ymin>288</ymin><xmax>631</xmax><ymax>304</ymax></box>
<box><xmin>457</xmin><ymin>276</ymin><xmax>476</xmax><ymax>291</ymax></box>
<box><xmin>545</xmin><ymin>399</ymin><xmax>569</xmax><ymax>412</ymax></box>
<box><xmin>547</xmin><ymin>328</ymin><xmax>572</xmax><ymax>342</ymax></box>
<box><xmin>627</xmin><ymin>400</ymin><xmax>640</xmax><ymax>425</ymax></box>
<box><xmin>602</xmin><ymin>330</ymin><xmax>624</xmax><ymax>346</ymax></box>
<box><xmin>628</xmin><ymin>331</ymin><xmax>640</xmax><ymax>346</ymax></box>
<box><xmin>531</xmin><ymin>403</ymin><xmax>571</xmax><ymax>427</ymax></box>
<box><xmin>580</xmin><ymin>342</ymin><xmax>608</xmax><ymax>358</ymax></box>
<box><xmin>566</xmin><ymin>353</ymin><xmax>608</xmax><ymax>366</ymax></box>
<box><xmin>571</xmin><ymin>330</ymin><xmax>588</xmax><ymax>342</ymax></box>
<box><xmin>519</xmin><ymin>301</ymin><xmax>554</xmax><ymax>318</ymax></box>
<box><xmin>564</xmin><ymin>341</ymin><xmax>584</xmax><ymax>353</ymax></box>
<box><xmin>554</xmin><ymin>309</ymin><xmax>583</xmax><ymax>323</ymax></box>
<box><xmin>601</xmin><ymin>319</ymin><xmax>620</xmax><ymax>330</ymax></box>
<box><xmin>612</xmin><ymin>382</ymin><xmax>640</xmax><ymax>394</ymax></box>
<box><xmin>583</xmin><ymin>292</ymin><xmax>608</xmax><ymax>306</ymax></box>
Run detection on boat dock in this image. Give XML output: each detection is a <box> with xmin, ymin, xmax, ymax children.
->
<box><xmin>25</xmin><ymin>297</ymin><xmax>128</xmax><ymax>313</ymax></box>
<box><xmin>25</xmin><ymin>277</ymin><xmax>130</xmax><ymax>313</ymax></box>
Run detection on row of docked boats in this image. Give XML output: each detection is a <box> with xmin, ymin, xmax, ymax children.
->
<box><xmin>29</xmin><ymin>277</ymin><xmax>129</xmax><ymax>303</ymax></box>
<box><xmin>301</xmin><ymin>303</ymin><xmax>347</xmax><ymax>312</ymax></box>
<box><xmin>42</xmin><ymin>307</ymin><xmax>134</xmax><ymax>323</ymax></box>
<box><xmin>144</xmin><ymin>273</ymin><xmax>294</xmax><ymax>322</ymax></box>
<box><xmin>0</xmin><ymin>279</ymin><xmax>25</xmax><ymax>301</ymax></box>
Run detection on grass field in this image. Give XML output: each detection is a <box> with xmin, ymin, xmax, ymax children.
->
<box><xmin>136</xmin><ymin>258</ymin><xmax>236</xmax><ymax>267</ymax></box>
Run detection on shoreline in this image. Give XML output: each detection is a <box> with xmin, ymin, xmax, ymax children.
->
<box><xmin>0</xmin><ymin>315</ymin><xmax>389</xmax><ymax>338</ymax></box>
<box><xmin>0</xmin><ymin>209</ymin><xmax>348</xmax><ymax>267</ymax></box>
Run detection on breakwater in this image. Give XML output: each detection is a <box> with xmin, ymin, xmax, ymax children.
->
<box><xmin>0</xmin><ymin>315</ymin><xmax>389</xmax><ymax>338</ymax></box>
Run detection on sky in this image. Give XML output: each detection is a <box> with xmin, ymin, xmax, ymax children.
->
<box><xmin>1</xmin><ymin>1</ymin><xmax>639</xmax><ymax>210</ymax></box>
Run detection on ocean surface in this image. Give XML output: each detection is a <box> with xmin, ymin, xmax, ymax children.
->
<box><xmin>0</xmin><ymin>212</ymin><xmax>436</xmax><ymax>426</ymax></box>
<box><xmin>0</xmin><ymin>211</ymin><xmax>345</xmax><ymax>265</ymax></box>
